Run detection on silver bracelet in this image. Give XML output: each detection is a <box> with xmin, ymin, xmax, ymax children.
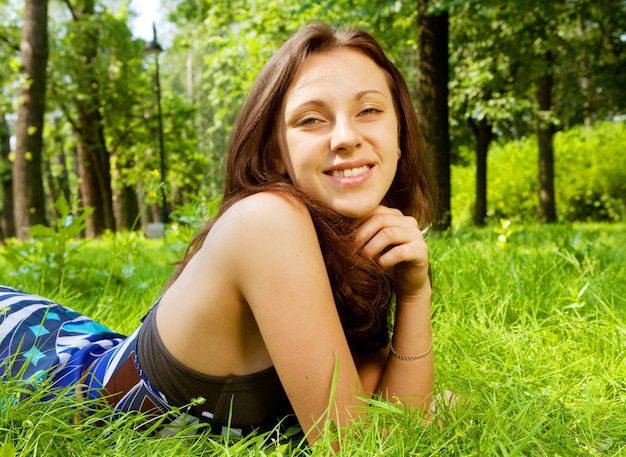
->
<box><xmin>390</xmin><ymin>338</ymin><xmax>433</xmax><ymax>361</ymax></box>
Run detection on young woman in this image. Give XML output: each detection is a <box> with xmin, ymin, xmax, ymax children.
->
<box><xmin>0</xmin><ymin>22</ymin><xmax>437</xmax><ymax>444</ymax></box>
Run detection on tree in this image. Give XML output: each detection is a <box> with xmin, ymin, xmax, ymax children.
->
<box><xmin>0</xmin><ymin>3</ymin><xmax>20</xmax><ymax>240</ymax></box>
<box><xmin>13</xmin><ymin>0</ymin><xmax>49</xmax><ymax>238</ymax></box>
<box><xmin>0</xmin><ymin>114</ymin><xmax>15</xmax><ymax>239</ymax></box>
<box><xmin>417</xmin><ymin>0</ymin><xmax>450</xmax><ymax>230</ymax></box>
<box><xmin>449</xmin><ymin>3</ymin><xmax>518</xmax><ymax>226</ymax></box>
<box><xmin>49</xmin><ymin>1</ymin><xmax>157</xmax><ymax>235</ymax></box>
<box><xmin>514</xmin><ymin>0</ymin><xmax>569</xmax><ymax>223</ymax></box>
<box><xmin>467</xmin><ymin>117</ymin><xmax>492</xmax><ymax>226</ymax></box>
<box><xmin>447</xmin><ymin>0</ymin><xmax>626</xmax><ymax>224</ymax></box>
<box><xmin>535</xmin><ymin>50</ymin><xmax>557</xmax><ymax>223</ymax></box>
<box><xmin>475</xmin><ymin>0</ymin><xmax>626</xmax><ymax>223</ymax></box>
<box><xmin>54</xmin><ymin>0</ymin><xmax>115</xmax><ymax>236</ymax></box>
<box><xmin>555</xmin><ymin>0</ymin><xmax>626</xmax><ymax>128</ymax></box>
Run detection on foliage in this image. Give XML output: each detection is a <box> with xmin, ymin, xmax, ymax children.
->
<box><xmin>452</xmin><ymin>121</ymin><xmax>626</xmax><ymax>225</ymax></box>
<box><xmin>37</xmin><ymin>1</ymin><xmax>204</xmax><ymax>230</ymax></box>
<box><xmin>446</xmin><ymin>0</ymin><xmax>626</xmax><ymax>226</ymax></box>
<box><xmin>0</xmin><ymin>196</ymin><xmax>176</xmax><ymax>313</ymax></box>
<box><xmin>46</xmin><ymin>1</ymin><xmax>148</xmax><ymax>225</ymax></box>
<box><xmin>556</xmin><ymin>122</ymin><xmax>626</xmax><ymax>222</ymax></box>
<box><xmin>448</xmin><ymin>0</ymin><xmax>534</xmax><ymax>146</ymax></box>
<box><xmin>0</xmin><ymin>197</ymin><xmax>95</xmax><ymax>293</ymax></box>
<box><xmin>0</xmin><ymin>222</ymin><xmax>624</xmax><ymax>455</ymax></box>
<box><xmin>168</xmin><ymin>192</ymin><xmax>221</xmax><ymax>241</ymax></box>
<box><xmin>0</xmin><ymin>1</ymin><xmax>21</xmax><ymax>115</ymax></box>
<box><xmin>447</xmin><ymin>0</ymin><xmax>626</xmax><ymax>149</ymax></box>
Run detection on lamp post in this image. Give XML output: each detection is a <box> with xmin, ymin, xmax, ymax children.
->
<box><xmin>145</xmin><ymin>22</ymin><xmax>168</xmax><ymax>224</ymax></box>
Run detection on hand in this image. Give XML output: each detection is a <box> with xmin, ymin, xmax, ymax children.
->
<box><xmin>355</xmin><ymin>206</ymin><xmax>430</xmax><ymax>299</ymax></box>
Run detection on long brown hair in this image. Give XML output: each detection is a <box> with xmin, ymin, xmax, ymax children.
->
<box><xmin>169</xmin><ymin>23</ymin><xmax>436</xmax><ymax>353</ymax></box>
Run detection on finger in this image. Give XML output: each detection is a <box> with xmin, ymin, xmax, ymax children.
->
<box><xmin>369</xmin><ymin>225</ymin><xmax>427</xmax><ymax>266</ymax></box>
<box><xmin>357</xmin><ymin>211</ymin><xmax>419</xmax><ymax>256</ymax></box>
<box><xmin>359</xmin><ymin>224</ymin><xmax>418</xmax><ymax>260</ymax></box>
<box><xmin>354</xmin><ymin>207</ymin><xmax>413</xmax><ymax>250</ymax></box>
<box><xmin>377</xmin><ymin>237</ymin><xmax>428</xmax><ymax>270</ymax></box>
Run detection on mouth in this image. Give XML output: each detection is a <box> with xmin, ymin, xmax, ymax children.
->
<box><xmin>325</xmin><ymin>164</ymin><xmax>372</xmax><ymax>178</ymax></box>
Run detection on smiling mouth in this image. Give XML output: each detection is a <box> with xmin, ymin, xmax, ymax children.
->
<box><xmin>326</xmin><ymin>165</ymin><xmax>371</xmax><ymax>177</ymax></box>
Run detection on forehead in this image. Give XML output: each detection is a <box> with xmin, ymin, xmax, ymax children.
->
<box><xmin>285</xmin><ymin>48</ymin><xmax>392</xmax><ymax>104</ymax></box>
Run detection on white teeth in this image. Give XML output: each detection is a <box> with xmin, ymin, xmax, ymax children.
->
<box><xmin>330</xmin><ymin>165</ymin><xmax>369</xmax><ymax>177</ymax></box>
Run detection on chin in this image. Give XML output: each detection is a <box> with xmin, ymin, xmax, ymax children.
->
<box><xmin>323</xmin><ymin>194</ymin><xmax>383</xmax><ymax>220</ymax></box>
<box><xmin>334</xmin><ymin>205</ymin><xmax>378</xmax><ymax>220</ymax></box>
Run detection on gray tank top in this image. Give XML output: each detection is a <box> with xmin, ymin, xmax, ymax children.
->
<box><xmin>137</xmin><ymin>304</ymin><xmax>295</xmax><ymax>430</ymax></box>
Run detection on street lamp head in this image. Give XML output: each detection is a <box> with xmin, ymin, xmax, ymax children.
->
<box><xmin>145</xmin><ymin>22</ymin><xmax>163</xmax><ymax>55</ymax></box>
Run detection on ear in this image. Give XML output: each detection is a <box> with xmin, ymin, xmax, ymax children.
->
<box><xmin>397</xmin><ymin>147</ymin><xmax>401</xmax><ymax>160</ymax></box>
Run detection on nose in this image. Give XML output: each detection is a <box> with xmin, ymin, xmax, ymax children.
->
<box><xmin>330</xmin><ymin>116</ymin><xmax>361</xmax><ymax>154</ymax></box>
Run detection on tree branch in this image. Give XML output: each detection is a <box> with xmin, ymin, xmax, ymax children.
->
<box><xmin>467</xmin><ymin>117</ymin><xmax>478</xmax><ymax>138</ymax></box>
<box><xmin>63</xmin><ymin>0</ymin><xmax>79</xmax><ymax>21</ymax></box>
<box><xmin>0</xmin><ymin>33</ymin><xmax>20</xmax><ymax>53</ymax></box>
<box><xmin>49</xmin><ymin>81</ymin><xmax>80</xmax><ymax>134</ymax></box>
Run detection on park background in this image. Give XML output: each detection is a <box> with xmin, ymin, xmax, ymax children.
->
<box><xmin>0</xmin><ymin>0</ymin><xmax>625</xmax><ymax>456</ymax></box>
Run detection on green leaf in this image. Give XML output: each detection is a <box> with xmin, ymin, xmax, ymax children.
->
<box><xmin>0</xmin><ymin>443</ymin><xmax>16</xmax><ymax>457</ymax></box>
<box><xmin>28</xmin><ymin>225</ymin><xmax>58</xmax><ymax>239</ymax></box>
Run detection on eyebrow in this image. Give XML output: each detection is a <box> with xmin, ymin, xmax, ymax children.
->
<box><xmin>287</xmin><ymin>89</ymin><xmax>389</xmax><ymax>114</ymax></box>
<box><xmin>355</xmin><ymin>89</ymin><xmax>388</xmax><ymax>100</ymax></box>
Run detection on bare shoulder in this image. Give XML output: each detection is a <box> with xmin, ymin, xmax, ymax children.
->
<box><xmin>203</xmin><ymin>191</ymin><xmax>320</xmax><ymax>284</ymax></box>
<box><xmin>225</xmin><ymin>191</ymin><xmax>311</xmax><ymax>225</ymax></box>
<box><xmin>214</xmin><ymin>191</ymin><xmax>316</xmax><ymax>246</ymax></box>
<box><xmin>157</xmin><ymin>191</ymin><xmax>321</xmax><ymax>375</ymax></box>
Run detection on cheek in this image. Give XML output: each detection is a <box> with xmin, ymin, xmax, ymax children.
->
<box><xmin>286</xmin><ymin>159</ymin><xmax>305</xmax><ymax>183</ymax></box>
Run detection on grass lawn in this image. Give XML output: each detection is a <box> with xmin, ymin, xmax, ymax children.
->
<box><xmin>0</xmin><ymin>222</ymin><xmax>624</xmax><ymax>456</ymax></box>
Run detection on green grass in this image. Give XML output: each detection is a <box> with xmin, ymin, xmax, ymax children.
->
<box><xmin>1</xmin><ymin>222</ymin><xmax>624</xmax><ymax>456</ymax></box>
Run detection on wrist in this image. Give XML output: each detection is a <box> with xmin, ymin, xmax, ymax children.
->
<box><xmin>390</xmin><ymin>337</ymin><xmax>433</xmax><ymax>361</ymax></box>
<box><xmin>394</xmin><ymin>285</ymin><xmax>432</xmax><ymax>332</ymax></box>
<box><xmin>396</xmin><ymin>283</ymin><xmax>432</xmax><ymax>307</ymax></box>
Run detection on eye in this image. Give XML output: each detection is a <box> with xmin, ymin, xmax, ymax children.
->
<box><xmin>359</xmin><ymin>107</ymin><xmax>382</xmax><ymax>117</ymax></box>
<box><xmin>294</xmin><ymin>116</ymin><xmax>324</xmax><ymax>128</ymax></box>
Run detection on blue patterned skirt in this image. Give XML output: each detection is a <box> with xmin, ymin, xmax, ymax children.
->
<box><xmin>0</xmin><ymin>285</ymin><xmax>241</xmax><ymax>436</ymax></box>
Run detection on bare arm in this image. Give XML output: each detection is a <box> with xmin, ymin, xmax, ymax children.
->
<box><xmin>222</xmin><ymin>195</ymin><xmax>432</xmax><ymax>443</ymax></box>
<box><xmin>225</xmin><ymin>193</ymin><xmax>367</xmax><ymax>442</ymax></box>
<box><xmin>354</xmin><ymin>206</ymin><xmax>434</xmax><ymax>413</ymax></box>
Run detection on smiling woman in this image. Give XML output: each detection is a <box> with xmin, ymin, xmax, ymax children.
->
<box><xmin>279</xmin><ymin>49</ymin><xmax>401</xmax><ymax>219</ymax></box>
<box><xmin>1</xmin><ymin>23</ymin><xmax>437</xmax><ymax>447</ymax></box>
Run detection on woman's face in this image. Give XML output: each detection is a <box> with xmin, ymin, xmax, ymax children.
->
<box><xmin>278</xmin><ymin>48</ymin><xmax>400</xmax><ymax>219</ymax></box>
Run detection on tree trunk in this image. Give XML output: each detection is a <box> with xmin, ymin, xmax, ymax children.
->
<box><xmin>13</xmin><ymin>0</ymin><xmax>49</xmax><ymax>238</ymax></box>
<box><xmin>115</xmin><ymin>185</ymin><xmax>140</xmax><ymax>231</ymax></box>
<box><xmin>469</xmin><ymin>117</ymin><xmax>493</xmax><ymax>226</ymax></box>
<box><xmin>0</xmin><ymin>114</ymin><xmax>15</xmax><ymax>239</ymax></box>
<box><xmin>44</xmin><ymin>156</ymin><xmax>59</xmax><ymax>219</ymax></box>
<box><xmin>67</xmin><ymin>0</ymin><xmax>116</xmax><ymax>237</ymax></box>
<box><xmin>417</xmin><ymin>0</ymin><xmax>451</xmax><ymax>231</ymax></box>
<box><xmin>577</xmin><ymin>20</ymin><xmax>593</xmax><ymax>128</ymax></box>
<box><xmin>137</xmin><ymin>181</ymin><xmax>151</xmax><ymax>232</ymax></box>
<box><xmin>76</xmin><ymin>110</ymin><xmax>115</xmax><ymax>237</ymax></box>
<box><xmin>52</xmin><ymin>123</ymin><xmax>72</xmax><ymax>206</ymax></box>
<box><xmin>43</xmin><ymin>143</ymin><xmax>71</xmax><ymax>221</ymax></box>
<box><xmin>70</xmin><ymin>144</ymin><xmax>82</xmax><ymax>202</ymax></box>
<box><xmin>535</xmin><ymin>52</ymin><xmax>557</xmax><ymax>224</ymax></box>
